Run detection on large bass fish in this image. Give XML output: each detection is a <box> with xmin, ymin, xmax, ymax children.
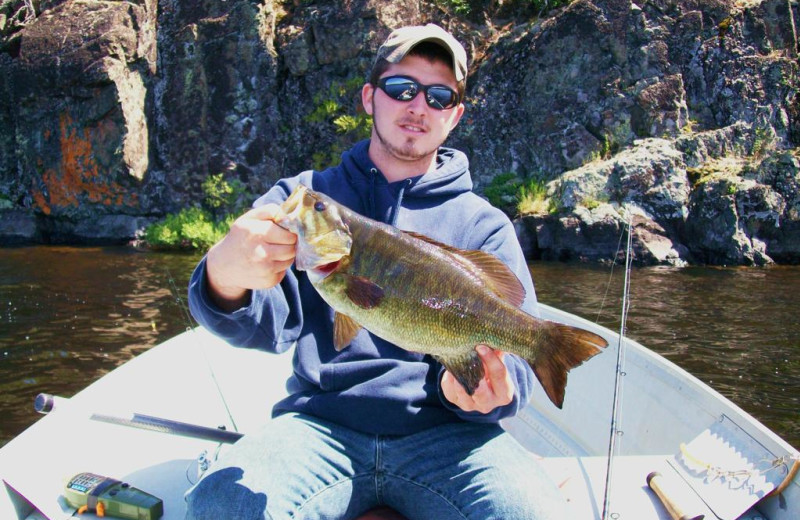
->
<box><xmin>278</xmin><ymin>184</ymin><xmax>607</xmax><ymax>408</ymax></box>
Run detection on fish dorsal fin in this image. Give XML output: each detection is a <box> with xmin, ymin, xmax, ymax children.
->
<box><xmin>404</xmin><ymin>231</ymin><xmax>526</xmax><ymax>308</ymax></box>
<box><xmin>334</xmin><ymin>312</ymin><xmax>362</xmax><ymax>352</ymax></box>
<box><xmin>456</xmin><ymin>249</ymin><xmax>526</xmax><ymax>308</ymax></box>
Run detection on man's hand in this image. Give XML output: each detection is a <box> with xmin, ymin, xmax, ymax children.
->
<box><xmin>206</xmin><ymin>204</ymin><xmax>297</xmax><ymax>312</ymax></box>
<box><xmin>441</xmin><ymin>345</ymin><xmax>515</xmax><ymax>414</ymax></box>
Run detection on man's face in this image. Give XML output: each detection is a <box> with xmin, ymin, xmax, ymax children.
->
<box><xmin>362</xmin><ymin>54</ymin><xmax>465</xmax><ymax>170</ymax></box>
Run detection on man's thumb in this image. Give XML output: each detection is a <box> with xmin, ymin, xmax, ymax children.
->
<box><xmin>246</xmin><ymin>203</ymin><xmax>286</xmax><ymax>222</ymax></box>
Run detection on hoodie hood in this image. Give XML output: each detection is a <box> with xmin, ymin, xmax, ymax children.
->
<box><xmin>340</xmin><ymin>140</ymin><xmax>473</xmax><ymax>198</ymax></box>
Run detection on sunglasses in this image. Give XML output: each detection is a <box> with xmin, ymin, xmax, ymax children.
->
<box><xmin>376</xmin><ymin>75</ymin><xmax>460</xmax><ymax>110</ymax></box>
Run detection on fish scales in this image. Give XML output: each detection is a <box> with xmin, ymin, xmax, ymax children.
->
<box><xmin>278</xmin><ymin>184</ymin><xmax>608</xmax><ymax>408</ymax></box>
<box><xmin>341</xmin><ymin>222</ymin><xmax>528</xmax><ymax>354</ymax></box>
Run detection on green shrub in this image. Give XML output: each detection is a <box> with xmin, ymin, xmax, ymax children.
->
<box><xmin>333</xmin><ymin>114</ymin><xmax>372</xmax><ymax>139</ymax></box>
<box><xmin>516</xmin><ymin>178</ymin><xmax>551</xmax><ymax>215</ymax></box>
<box><xmin>528</xmin><ymin>0</ymin><xmax>572</xmax><ymax>14</ymax></box>
<box><xmin>751</xmin><ymin>126</ymin><xmax>775</xmax><ymax>159</ymax></box>
<box><xmin>441</xmin><ymin>0</ymin><xmax>471</xmax><ymax>14</ymax></box>
<box><xmin>484</xmin><ymin>173</ymin><xmax>521</xmax><ymax>211</ymax></box>
<box><xmin>145</xmin><ymin>207</ymin><xmax>232</xmax><ymax>250</ymax></box>
<box><xmin>580</xmin><ymin>196</ymin><xmax>602</xmax><ymax>210</ymax></box>
<box><xmin>202</xmin><ymin>173</ymin><xmax>248</xmax><ymax>218</ymax></box>
<box><xmin>306</xmin><ymin>99</ymin><xmax>341</xmax><ymax>124</ymax></box>
<box><xmin>484</xmin><ymin>174</ymin><xmax>554</xmax><ymax>217</ymax></box>
<box><xmin>306</xmin><ymin>78</ymin><xmax>373</xmax><ymax>170</ymax></box>
<box><xmin>144</xmin><ymin>174</ymin><xmax>249</xmax><ymax>250</ymax></box>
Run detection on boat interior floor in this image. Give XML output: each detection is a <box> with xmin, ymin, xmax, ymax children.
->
<box><xmin>0</xmin><ymin>328</ymin><xmax>782</xmax><ymax>520</ymax></box>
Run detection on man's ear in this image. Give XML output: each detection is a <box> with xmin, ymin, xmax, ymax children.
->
<box><xmin>448</xmin><ymin>103</ymin><xmax>466</xmax><ymax>131</ymax></box>
<box><xmin>362</xmin><ymin>83</ymin><xmax>375</xmax><ymax>115</ymax></box>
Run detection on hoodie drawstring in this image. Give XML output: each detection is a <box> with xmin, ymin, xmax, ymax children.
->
<box><xmin>390</xmin><ymin>179</ymin><xmax>413</xmax><ymax>227</ymax></box>
<box><xmin>368</xmin><ymin>168</ymin><xmax>377</xmax><ymax>219</ymax></box>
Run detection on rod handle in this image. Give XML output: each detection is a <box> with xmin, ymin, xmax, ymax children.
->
<box><xmin>646</xmin><ymin>471</ymin><xmax>704</xmax><ymax>520</ymax></box>
<box><xmin>34</xmin><ymin>393</ymin><xmax>69</xmax><ymax>414</ymax></box>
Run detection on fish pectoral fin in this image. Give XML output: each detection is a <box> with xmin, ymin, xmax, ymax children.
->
<box><xmin>403</xmin><ymin>231</ymin><xmax>525</xmax><ymax>308</ymax></box>
<box><xmin>333</xmin><ymin>312</ymin><xmax>362</xmax><ymax>351</ymax></box>
<box><xmin>439</xmin><ymin>351</ymin><xmax>485</xmax><ymax>396</ymax></box>
<box><xmin>343</xmin><ymin>275</ymin><xmax>384</xmax><ymax>309</ymax></box>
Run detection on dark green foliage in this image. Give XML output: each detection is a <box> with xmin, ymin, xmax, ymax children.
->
<box><xmin>483</xmin><ymin>173</ymin><xmax>522</xmax><ymax>215</ymax></box>
<box><xmin>144</xmin><ymin>174</ymin><xmax>250</xmax><ymax>251</ymax></box>
<box><xmin>306</xmin><ymin>77</ymin><xmax>373</xmax><ymax>171</ymax></box>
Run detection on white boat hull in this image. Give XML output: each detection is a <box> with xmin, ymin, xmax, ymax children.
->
<box><xmin>1</xmin><ymin>304</ymin><xmax>797</xmax><ymax>519</ymax></box>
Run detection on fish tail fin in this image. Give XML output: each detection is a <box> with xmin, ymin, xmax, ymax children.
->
<box><xmin>531</xmin><ymin>322</ymin><xmax>608</xmax><ymax>409</ymax></box>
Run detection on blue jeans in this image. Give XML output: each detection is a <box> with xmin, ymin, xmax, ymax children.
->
<box><xmin>184</xmin><ymin>413</ymin><xmax>565</xmax><ymax>520</ymax></box>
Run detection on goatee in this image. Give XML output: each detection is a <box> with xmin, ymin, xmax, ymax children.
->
<box><xmin>372</xmin><ymin>114</ymin><xmax>440</xmax><ymax>163</ymax></box>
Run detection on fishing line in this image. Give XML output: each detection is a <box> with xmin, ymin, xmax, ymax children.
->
<box><xmin>165</xmin><ymin>267</ymin><xmax>240</xmax><ymax>435</ymax></box>
<box><xmin>595</xmin><ymin>226</ymin><xmax>627</xmax><ymax>325</ymax></box>
<box><xmin>166</xmin><ymin>267</ymin><xmax>195</xmax><ymax>334</ymax></box>
<box><xmin>601</xmin><ymin>214</ymin><xmax>633</xmax><ymax>520</ymax></box>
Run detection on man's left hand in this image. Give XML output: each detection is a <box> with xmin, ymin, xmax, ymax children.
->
<box><xmin>441</xmin><ymin>345</ymin><xmax>515</xmax><ymax>413</ymax></box>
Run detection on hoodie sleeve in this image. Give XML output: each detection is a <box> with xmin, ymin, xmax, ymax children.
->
<box><xmin>436</xmin><ymin>203</ymin><xmax>539</xmax><ymax>423</ymax></box>
<box><xmin>187</xmin><ymin>257</ymin><xmax>302</xmax><ymax>353</ymax></box>
<box><xmin>187</xmin><ymin>179</ymin><xmax>305</xmax><ymax>353</ymax></box>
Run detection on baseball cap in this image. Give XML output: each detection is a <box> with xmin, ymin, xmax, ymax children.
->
<box><xmin>376</xmin><ymin>24</ymin><xmax>468</xmax><ymax>82</ymax></box>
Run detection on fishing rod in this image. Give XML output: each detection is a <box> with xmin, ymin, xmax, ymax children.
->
<box><xmin>34</xmin><ymin>393</ymin><xmax>243</xmax><ymax>444</ymax></box>
<box><xmin>601</xmin><ymin>214</ymin><xmax>634</xmax><ymax>520</ymax></box>
<box><xmin>92</xmin><ymin>413</ymin><xmax>243</xmax><ymax>444</ymax></box>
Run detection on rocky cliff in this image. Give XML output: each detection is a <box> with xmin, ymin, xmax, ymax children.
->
<box><xmin>0</xmin><ymin>0</ymin><xmax>798</xmax><ymax>265</ymax></box>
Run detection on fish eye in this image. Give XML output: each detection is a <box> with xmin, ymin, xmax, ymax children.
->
<box><xmin>314</xmin><ymin>201</ymin><xmax>326</xmax><ymax>212</ymax></box>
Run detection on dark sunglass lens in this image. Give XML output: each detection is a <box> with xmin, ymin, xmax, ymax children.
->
<box><xmin>379</xmin><ymin>76</ymin><xmax>457</xmax><ymax>110</ymax></box>
<box><xmin>426</xmin><ymin>87</ymin><xmax>457</xmax><ymax>109</ymax></box>
<box><xmin>383</xmin><ymin>78</ymin><xmax>418</xmax><ymax>101</ymax></box>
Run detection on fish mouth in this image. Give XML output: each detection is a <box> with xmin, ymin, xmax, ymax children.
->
<box><xmin>278</xmin><ymin>184</ymin><xmax>352</xmax><ymax>273</ymax></box>
<box><xmin>295</xmin><ymin>239</ymin><xmax>348</xmax><ymax>272</ymax></box>
<box><xmin>306</xmin><ymin>259</ymin><xmax>342</xmax><ymax>284</ymax></box>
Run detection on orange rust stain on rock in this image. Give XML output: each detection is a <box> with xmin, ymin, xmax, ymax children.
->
<box><xmin>36</xmin><ymin>111</ymin><xmax>138</xmax><ymax>212</ymax></box>
<box><xmin>32</xmin><ymin>188</ymin><xmax>51</xmax><ymax>215</ymax></box>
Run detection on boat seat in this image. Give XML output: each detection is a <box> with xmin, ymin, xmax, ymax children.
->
<box><xmin>355</xmin><ymin>507</ymin><xmax>408</xmax><ymax>519</ymax></box>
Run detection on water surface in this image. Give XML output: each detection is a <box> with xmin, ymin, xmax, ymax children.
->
<box><xmin>530</xmin><ymin>261</ymin><xmax>799</xmax><ymax>449</ymax></box>
<box><xmin>0</xmin><ymin>246</ymin><xmax>201</xmax><ymax>447</ymax></box>
<box><xmin>1</xmin><ymin>247</ymin><xmax>797</xmax><ymax>449</ymax></box>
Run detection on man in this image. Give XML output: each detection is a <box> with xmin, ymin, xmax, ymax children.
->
<box><xmin>185</xmin><ymin>23</ymin><xmax>565</xmax><ymax>520</ymax></box>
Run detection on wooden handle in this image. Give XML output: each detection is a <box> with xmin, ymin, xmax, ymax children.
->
<box><xmin>646</xmin><ymin>471</ymin><xmax>705</xmax><ymax>520</ymax></box>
